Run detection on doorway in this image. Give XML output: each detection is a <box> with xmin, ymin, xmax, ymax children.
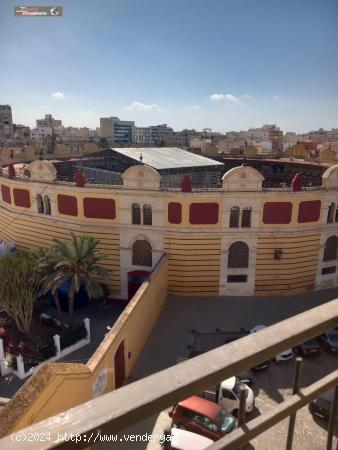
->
<box><xmin>127</xmin><ymin>270</ymin><xmax>150</xmax><ymax>300</ymax></box>
<box><xmin>114</xmin><ymin>340</ymin><xmax>125</xmax><ymax>389</ymax></box>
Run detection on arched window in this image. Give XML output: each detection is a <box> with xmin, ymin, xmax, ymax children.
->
<box><xmin>228</xmin><ymin>241</ymin><xmax>249</xmax><ymax>268</ymax></box>
<box><xmin>229</xmin><ymin>206</ymin><xmax>240</xmax><ymax>228</ymax></box>
<box><xmin>131</xmin><ymin>203</ymin><xmax>141</xmax><ymax>225</ymax></box>
<box><xmin>132</xmin><ymin>240</ymin><xmax>152</xmax><ymax>266</ymax></box>
<box><xmin>241</xmin><ymin>207</ymin><xmax>252</xmax><ymax>228</ymax></box>
<box><xmin>143</xmin><ymin>204</ymin><xmax>152</xmax><ymax>225</ymax></box>
<box><xmin>37</xmin><ymin>194</ymin><xmax>44</xmax><ymax>214</ymax></box>
<box><xmin>323</xmin><ymin>236</ymin><xmax>338</xmax><ymax>262</ymax></box>
<box><xmin>44</xmin><ymin>195</ymin><xmax>51</xmax><ymax>215</ymax></box>
<box><xmin>327</xmin><ymin>202</ymin><xmax>335</xmax><ymax>223</ymax></box>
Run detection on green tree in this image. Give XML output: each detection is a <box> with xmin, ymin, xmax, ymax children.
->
<box><xmin>32</xmin><ymin>247</ymin><xmax>65</xmax><ymax>328</ymax></box>
<box><xmin>0</xmin><ymin>252</ymin><xmax>41</xmax><ymax>334</ymax></box>
<box><xmin>37</xmin><ymin>234</ymin><xmax>109</xmax><ymax>327</ymax></box>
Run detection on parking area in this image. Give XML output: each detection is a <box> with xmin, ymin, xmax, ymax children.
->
<box><xmin>245</xmin><ymin>351</ymin><xmax>338</xmax><ymax>449</ymax></box>
<box><xmin>95</xmin><ymin>288</ymin><xmax>338</xmax><ymax>450</ymax></box>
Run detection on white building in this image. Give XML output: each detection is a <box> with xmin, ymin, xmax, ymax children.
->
<box><xmin>134</xmin><ymin>124</ymin><xmax>174</xmax><ymax>146</ymax></box>
<box><xmin>30</xmin><ymin>126</ymin><xmax>64</xmax><ymax>142</ymax></box>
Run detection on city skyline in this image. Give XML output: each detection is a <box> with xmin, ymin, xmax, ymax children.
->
<box><xmin>1</xmin><ymin>0</ymin><xmax>338</xmax><ymax>132</ymax></box>
<box><xmin>5</xmin><ymin>107</ymin><xmax>338</xmax><ymax>135</ymax></box>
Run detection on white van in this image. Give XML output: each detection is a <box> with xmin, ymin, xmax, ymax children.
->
<box><xmin>202</xmin><ymin>376</ymin><xmax>255</xmax><ymax>414</ymax></box>
<box><xmin>168</xmin><ymin>428</ymin><xmax>214</xmax><ymax>450</ymax></box>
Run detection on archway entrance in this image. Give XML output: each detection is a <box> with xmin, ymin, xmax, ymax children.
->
<box><xmin>127</xmin><ymin>270</ymin><xmax>150</xmax><ymax>300</ymax></box>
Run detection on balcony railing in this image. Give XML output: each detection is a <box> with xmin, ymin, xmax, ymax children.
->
<box><xmin>0</xmin><ymin>298</ymin><xmax>337</xmax><ymax>450</ymax></box>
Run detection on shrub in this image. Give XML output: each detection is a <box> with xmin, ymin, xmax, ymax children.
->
<box><xmin>60</xmin><ymin>323</ymin><xmax>87</xmax><ymax>350</ymax></box>
<box><xmin>6</xmin><ymin>337</ymin><xmax>56</xmax><ymax>372</ymax></box>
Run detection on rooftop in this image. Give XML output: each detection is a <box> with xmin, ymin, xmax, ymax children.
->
<box><xmin>109</xmin><ymin>147</ymin><xmax>224</xmax><ymax>170</ymax></box>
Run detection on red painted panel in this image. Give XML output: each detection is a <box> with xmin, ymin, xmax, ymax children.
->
<box><xmin>57</xmin><ymin>194</ymin><xmax>78</xmax><ymax>216</ymax></box>
<box><xmin>189</xmin><ymin>203</ymin><xmax>219</xmax><ymax>224</ymax></box>
<box><xmin>263</xmin><ymin>202</ymin><xmax>292</xmax><ymax>224</ymax></box>
<box><xmin>298</xmin><ymin>200</ymin><xmax>321</xmax><ymax>223</ymax></box>
<box><xmin>1</xmin><ymin>185</ymin><xmax>11</xmax><ymax>204</ymax></box>
<box><xmin>168</xmin><ymin>202</ymin><xmax>182</xmax><ymax>224</ymax></box>
<box><xmin>13</xmin><ymin>188</ymin><xmax>30</xmax><ymax>208</ymax></box>
<box><xmin>83</xmin><ymin>197</ymin><xmax>116</xmax><ymax>219</ymax></box>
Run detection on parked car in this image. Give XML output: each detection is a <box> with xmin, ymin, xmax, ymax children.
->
<box><xmin>275</xmin><ymin>348</ymin><xmax>294</xmax><ymax>363</ymax></box>
<box><xmin>296</xmin><ymin>338</ymin><xmax>321</xmax><ymax>357</ymax></box>
<box><xmin>318</xmin><ymin>329</ymin><xmax>338</xmax><ymax>352</ymax></box>
<box><xmin>309</xmin><ymin>389</ymin><xmax>338</xmax><ymax>421</ymax></box>
<box><xmin>171</xmin><ymin>396</ymin><xmax>237</xmax><ymax>440</ymax></box>
<box><xmin>250</xmin><ymin>324</ymin><xmax>293</xmax><ymax>363</ymax></box>
<box><xmin>163</xmin><ymin>428</ymin><xmax>214</xmax><ymax>450</ymax></box>
<box><xmin>200</xmin><ymin>376</ymin><xmax>255</xmax><ymax>415</ymax></box>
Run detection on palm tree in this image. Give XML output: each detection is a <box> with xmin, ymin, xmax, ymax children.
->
<box><xmin>33</xmin><ymin>247</ymin><xmax>65</xmax><ymax>328</ymax></box>
<box><xmin>36</xmin><ymin>234</ymin><xmax>109</xmax><ymax>327</ymax></box>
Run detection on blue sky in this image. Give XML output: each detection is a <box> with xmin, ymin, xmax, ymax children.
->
<box><xmin>1</xmin><ymin>0</ymin><xmax>337</xmax><ymax>132</ymax></box>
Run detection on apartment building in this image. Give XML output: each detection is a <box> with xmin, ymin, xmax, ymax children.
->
<box><xmin>100</xmin><ymin>117</ymin><xmax>135</xmax><ymax>145</ymax></box>
<box><xmin>13</xmin><ymin>124</ymin><xmax>30</xmax><ymax>140</ymax></box>
<box><xmin>134</xmin><ymin>124</ymin><xmax>174</xmax><ymax>145</ymax></box>
<box><xmin>58</xmin><ymin>127</ymin><xmax>98</xmax><ymax>144</ymax></box>
<box><xmin>36</xmin><ymin>114</ymin><xmax>62</xmax><ymax>128</ymax></box>
<box><xmin>0</xmin><ymin>105</ymin><xmax>14</xmax><ymax>142</ymax></box>
<box><xmin>30</xmin><ymin>126</ymin><xmax>63</xmax><ymax>142</ymax></box>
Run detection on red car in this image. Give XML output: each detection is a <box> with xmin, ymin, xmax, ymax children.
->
<box><xmin>171</xmin><ymin>396</ymin><xmax>236</xmax><ymax>440</ymax></box>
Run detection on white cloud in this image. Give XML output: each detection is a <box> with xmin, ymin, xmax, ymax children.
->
<box><xmin>241</xmin><ymin>94</ymin><xmax>254</xmax><ymax>100</ymax></box>
<box><xmin>124</xmin><ymin>101</ymin><xmax>162</xmax><ymax>112</ymax></box>
<box><xmin>210</xmin><ymin>93</ymin><xmax>241</xmax><ymax>104</ymax></box>
<box><xmin>273</xmin><ymin>95</ymin><xmax>281</xmax><ymax>101</ymax></box>
<box><xmin>184</xmin><ymin>105</ymin><xmax>202</xmax><ymax>110</ymax></box>
<box><xmin>210</xmin><ymin>93</ymin><xmax>225</xmax><ymax>101</ymax></box>
<box><xmin>225</xmin><ymin>94</ymin><xmax>241</xmax><ymax>104</ymax></box>
<box><xmin>51</xmin><ymin>91</ymin><xmax>64</xmax><ymax>100</ymax></box>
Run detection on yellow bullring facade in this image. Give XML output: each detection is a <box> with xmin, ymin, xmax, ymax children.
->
<box><xmin>1</xmin><ymin>150</ymin><xmax>338</xmax><ymax>298</ymax></box>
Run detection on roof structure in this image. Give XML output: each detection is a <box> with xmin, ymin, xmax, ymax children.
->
<box><xmin>110</xmin><ymin>147</ymin><xmax>223</xmax><ymax>170</ymax></box>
